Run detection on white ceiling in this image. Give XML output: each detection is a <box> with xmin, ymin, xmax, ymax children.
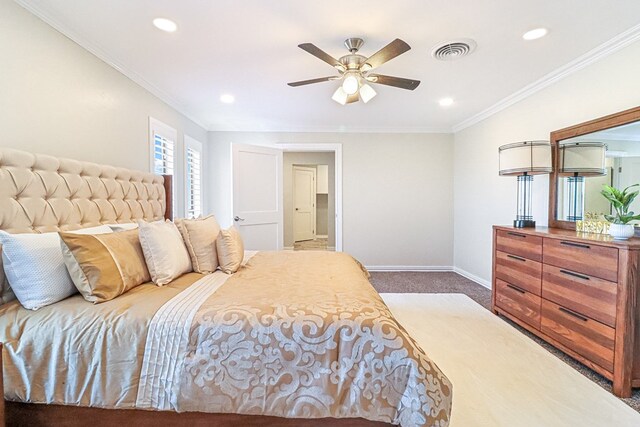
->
<box><xmin>17</xmin><ymin>0</ymin><xmax>640</xmax><ymax>132</ymax></box>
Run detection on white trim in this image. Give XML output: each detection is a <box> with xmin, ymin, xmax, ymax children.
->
<box><xmin>366</xmin><ymin>266</ymin><xmax>454</xmax><ymax>272</ymax></box>
<box><xmin>316</xmin><ymin>234</ymin><xmax>329</xmax><ymax>239</ymax></box>
<box><xmin>452</xmin><ymin>23</ymin><xmax>640</xmax><ymax>133</ymax></box>
<box><xmin>184</xmin><ymin>135</ymin><xmax>204</xmax><ymax>219</ymax></box>
<box><xmin>276</xmin><ymin>143</ymin><xmax>344</xmax><ymax>252</ymax></box>
<box><xmin>453</xmin><ymin>267</ymin><xmax>492</xmax><ymax>290</ymax></box>
<box><xmin>15</xmin><ymin>0</ymin><xmax>210</xmax><ymax>131</ymax></box>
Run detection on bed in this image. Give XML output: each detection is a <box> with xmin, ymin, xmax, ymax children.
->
<box><xmin>0</xmin><ymin>147</ymin><xmax>452</xmax><ymax>426</ymax></box>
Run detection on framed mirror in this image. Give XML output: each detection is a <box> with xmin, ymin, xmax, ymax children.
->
<box><xmin>549</xmin><ymin>106</ymin><xmax>640</xmax><ymax>230</ymax></box>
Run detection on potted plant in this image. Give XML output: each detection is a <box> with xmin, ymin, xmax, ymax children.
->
<box><xmin>601</xmin><ymin>184</ymin><xmax>640</xmax><ymax>240</ymax></box>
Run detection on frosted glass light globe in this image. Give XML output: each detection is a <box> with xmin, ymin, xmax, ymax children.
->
<box><xmin>342</xmin><ymin>75</ymin><xmax>359</xmax><ymax>95</ymax></box>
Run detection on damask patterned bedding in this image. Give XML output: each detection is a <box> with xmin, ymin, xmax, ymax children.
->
<box><xmin>0</xmin><ymin>251</ymin><xmax>452</xmax><ymax>426</ymax></box>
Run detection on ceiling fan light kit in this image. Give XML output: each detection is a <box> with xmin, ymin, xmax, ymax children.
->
<box><xmin>288</xmin><ymin>37</ymin><xmax>420</xmax><ymax>105</ymax></box>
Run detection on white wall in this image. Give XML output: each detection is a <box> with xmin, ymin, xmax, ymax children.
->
<box><xmin>207</xmin><ymin>132</ymin><xmax>454</xmax><ymax>268</ymax></box>
<box><xmin>0</xmin><ymin>0</ymin><xmax>208</xmax><ymax>215</ymax></box>
<box><xmin>453</xmin><ymin>39</ymin><xmax>640</xmax><ymax>286</ymax></box>
<box><xmin>283</xmin><ymin>152</ymin><xmax>336</xmax><ymax>248</ymax></box>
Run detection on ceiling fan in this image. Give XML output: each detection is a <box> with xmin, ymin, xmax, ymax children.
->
<box><xmin>288</xmin><ymin>37</ymin><xmax>420</xmax><ymax>105</ymax></box>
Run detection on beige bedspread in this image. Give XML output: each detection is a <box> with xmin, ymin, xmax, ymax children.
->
<box><xmin>0</xmin><ymin>251</ymin><xmax>452</xmax><ymax>426</ymax></box>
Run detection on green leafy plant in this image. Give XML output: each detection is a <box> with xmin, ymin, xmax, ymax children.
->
<box><xmin>601</xmin><ymin>184</ymin><xmax>640</xmax><ymax>224</ymax></box>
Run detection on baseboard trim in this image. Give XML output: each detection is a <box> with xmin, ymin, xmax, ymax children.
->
<box><xmin>316</xmin><ymin>235</ymin><xmax>328</xmax><ymax>239</ymax></box>
<box><xmin>283</xmin><ymin>246</ymin><xmax>293</xmax><ymax>251</ymax></box>
<box><xmin>453</xmin><ymin>267</ymin><xmax>492</xmax><ymax>290</ymax></box>
<box><xmin>366</xmin><ymin>266</ymin><xmax>454</xmax><ymax>272</ymax></box>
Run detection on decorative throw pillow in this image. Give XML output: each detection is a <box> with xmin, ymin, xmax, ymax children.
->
<box><xmin>216</xmin><ymin>227</ymin><xmax>244</xmax><ymax>274</ymax></box>
<box><xmin>138</xmin><ymin>220</ymin><xmax>192</xmax><ymax>285</ymax></box>
<box><xmin>175</xmin><ymin>215</ymin><xmax>221</xmax><ymax>274</ymax></box>
<box><xmin>60</xmin><ymin>229</ymin><xmax>150</xmax><ymax>303</ymax></box>
<box><xmin>0</xmin><ymin>225</ymin><xmax>113</xmax><ymax>310</ymax></box>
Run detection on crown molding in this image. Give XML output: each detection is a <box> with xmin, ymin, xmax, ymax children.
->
<box><xmin>15</xmin><ymin>0</ymin><xmax>211</xmax><ymax>131</ymax></box>
<box><xmin>208</xmin><ymin>123</ymin><xmax>453</xmax><ymax>134</ymax></box>
<box><xmin>452</xmin><ymin>23</ymin><xmax>640</xmax><ymax>133</ymax></box>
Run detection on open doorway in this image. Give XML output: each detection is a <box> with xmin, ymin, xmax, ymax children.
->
<box><xmin>284</xmin><ymin>152</ymin><xmax>336</xmax><ymax>251</ymax></box>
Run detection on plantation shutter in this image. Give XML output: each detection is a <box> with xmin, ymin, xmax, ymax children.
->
<box><xmin>186</xmin><ymin>144</ymin><xmax>202</xmax><ymax>218</ymax></box>
<box><xmin>153</xmin><ymin>133</ymin><xmax>175</xmax><ymax>176</ymax></box>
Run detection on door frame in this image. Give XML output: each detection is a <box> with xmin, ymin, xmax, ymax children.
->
<box><xmin>276</xmin><ymin>143</ymin><xmax>343</xmax><ymax>252</ymax></box>
<box><xmin>292</xmin><ymin>166</ymin><xmax>317</xmax><ymax>242</ymax></box>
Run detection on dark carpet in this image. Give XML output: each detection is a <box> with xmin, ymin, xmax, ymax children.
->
<box><xmin>369</xmin><ymin>271</ymin><xmax>640</xmax><ymax>413</ymax></box>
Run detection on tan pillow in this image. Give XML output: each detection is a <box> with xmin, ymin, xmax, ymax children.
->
<box><xmin>216</xmin><ymin>227</ymin><xmax>244</xmax><ymax>274</ymax></box>
<box><xmin>59</xmin><ymin>229</ymin><xmax>150</xmax><ymax>303</ymax></box>
<box><xmin>138</xmin><ymin>220</ymin><xmax>192</xmax><ymax>286</ymax></box>
<box><xmin>175</xmin><ymin>216</ymin><xmax>221</xmax><ymax>274</ymax></box>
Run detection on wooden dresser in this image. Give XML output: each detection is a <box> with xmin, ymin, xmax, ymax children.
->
<box><xmin>492</xmin><ymin>225</ymin><xmax>640</xmax><ymax>397</ymax></box>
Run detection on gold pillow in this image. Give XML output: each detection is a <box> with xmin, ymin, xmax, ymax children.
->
<box><xmin>175</xmin><ymin>215</ymin><xmax>221</xmax><ymax>274</ymax></box>
<box><xmin>216</xmin><ymin>227</ymin><xmax>244</xmax><ymax>274</ymax></box>
<box><xmin>59</xmin><ymin>229</ymin><xmax>150</xmax><ymax>303</ymax></box>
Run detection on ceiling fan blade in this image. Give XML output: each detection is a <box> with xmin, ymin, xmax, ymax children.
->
<box><xmin>288</xmin><ymin>76</ymin><xmax>337</xmax><ymax>87</ymax></box>
<box><xmin>346</xmin><ymin>92</ymin><xmax>360</xmax><ymax>104</ymax></box>
<box><xmin>367</xmin><ymin>74</ymin><xmax>420</xmax><ymax>90</ymax></box>
<box><xmin>298</xmin><ymin>43</ymin><xmax>345</xmax><ymax>71</ymax></box>
<box><xmin>363</xmin><ymin>39</ymin><xmax>411</xmax><ymax>70</ymax></box>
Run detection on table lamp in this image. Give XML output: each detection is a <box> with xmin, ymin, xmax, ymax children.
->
<box><xmin>499</xmin><ymin>141</ymin><xmax>552</xmax><ymax>228</ymax></box>
<box><xmin>558</xmin><ymin>142</ymin><xmax>607</xmax><ymax>221</ymax></box>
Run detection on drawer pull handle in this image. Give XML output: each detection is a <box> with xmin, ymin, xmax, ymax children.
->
<box><xmin>560</xmin><ymin>241</ymin><xmax>590</xmax><ymax>249</ymax></box>
<box><xmin>560</xmin><ymin>269</ymin><xmax>590</xmax><ymax>281</ymax></box>
<box><xmin>506</xmin><ymin>284</ymin><xmax>526</xmax><ymax>294</ymax></box>
<box><xmin>507</xmin><ymin>232</ymin><xmax>526</xmax><ymax>238</ymax></box>
<box><xmin>507</xmin><ymin>254</ymin><xmax>526</xmax><ymax>262</ymax></box>
<box><xmin>559</xmin><ymin>307</ymin><xmax>589</xmax><ymax>322</ymax></box>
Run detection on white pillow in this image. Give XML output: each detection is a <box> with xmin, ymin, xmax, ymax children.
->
<box><xmin>107</xmin><ymin>223</ymin><xmax>139</xmax><ymax>232</ymax></box>
<box><xmin>0</xmin><ymin>225</ymin><xmax>113</xmax><ymax>310</ymax></box>
<box><xmin>138</xmin><ymin>220</ymin><xmax>192</xmax><ymax>286</ymax></box>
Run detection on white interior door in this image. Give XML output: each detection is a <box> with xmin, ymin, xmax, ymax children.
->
<box><xmin>293</xmin><ymin>166</ymin><xmax>316</xmax><ymax>242</ymax></box>
<box><xmin>617</xmin><ymin>157</ymin><xmax>640</xmax><ymax>222</ymax></box>
<box><xmin>232</xmin><ymin>144</ymin><xmax>283</xmax><ymax>250</ymax></box>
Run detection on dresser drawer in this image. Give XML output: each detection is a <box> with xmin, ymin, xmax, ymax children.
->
<box><xmin>541</xmin><ymin>300</ymin><xmax>615</xmax><ymax>372</ymax></box>
<box><xmin>542</xmin><ymin>264</ymin><xmax>617</xmax><ymax>327</ymax></box>
<box><xmin>495</xmin><ymin>251</ymin><xmax>542</xmax><ymax>295</ymax></box>
<box><xmin>495</xmin><ymin>279</ymin><xmax>541</xmax><ymax>329</ymax></box>
<box><xmin>496</xmin><ymin>230</ymin><xmax>542</xmax><ymax>262</ymax></box>
<box><xmin>543</xmin><ymin>239</ymin><xmax>618</xmax><ymax>282</ymax></box>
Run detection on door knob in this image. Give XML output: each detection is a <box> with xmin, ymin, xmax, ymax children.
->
<box><xmin>295</xmin><ymin>208</ymin><xmax>299</xmax><ymax>211</ymax></box>
<box><xmin>234</xmin><ymin>216</ymin><xmax>245</xmax><ymax>222</ymax></box>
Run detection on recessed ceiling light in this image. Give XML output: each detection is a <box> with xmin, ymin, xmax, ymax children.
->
<box><xmin>439</xmin><ymin>97</ymin><xmax>454</xmax><ymax>107</ymax></box>
<box><xmin>153</xmin><ymin>18</ymin><xmax>177</xmax><ymax>33</ymax></box>
<box><xmin>522</xmin><ymin>28</ymin><xmax>548</xmax><ymax>41</ymax></box>
<box><xmin>220</xmin><ymin>94</ymin><xmax>235</xmax><ymax>104</ymax></box>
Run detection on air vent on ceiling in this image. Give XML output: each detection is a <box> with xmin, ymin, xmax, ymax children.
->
<box><xmin>431</xmin><ymin>39</ymin><xmax>477</xmax><ymax>61</ymax></box>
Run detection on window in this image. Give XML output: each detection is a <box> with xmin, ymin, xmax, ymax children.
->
<box><xmin>184</xmin><ymin>136</ymin><xmax>203</xmax><ymax>218</ymax></box>
<box><xmin>149</xmin><ymin>117</ymin><xmax>177</xmax><ymax>176</ymax></box>
<box><xmin>149</xmin><ymin>117</ymin><xmax>177</xmax><ymax>217</ymax></box>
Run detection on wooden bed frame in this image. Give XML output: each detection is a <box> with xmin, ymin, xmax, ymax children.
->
<box><xmin>1</xmin><ymin>174</ymin><xmax>390</xmax><ymax>427</ymax></box>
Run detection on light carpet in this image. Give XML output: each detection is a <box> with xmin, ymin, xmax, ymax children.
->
<box><xmin>381</xmin><ymin>293</ymin><xmax>640</xmax><ymax>427</ymax></box>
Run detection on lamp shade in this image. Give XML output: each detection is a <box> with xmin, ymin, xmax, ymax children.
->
<box><xmin>558</xmin><ymin>142</ymin><xmax>606</xmax><ymax>176</ymax></box>
<box><xmin>498</xmin><ymin>141</ymin><xmax>552</xmax><ymax>176</ymax></box>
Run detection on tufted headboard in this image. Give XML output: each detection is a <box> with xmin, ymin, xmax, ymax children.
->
<box><xmin>0</xmin><ymin>147</ymin><xmax>171</xmax><ymax>233</ymax></box>
<box><xmin>0</xmin><ymin>147</ymin><xmax>172</xmax><ymax>302</ymax></box>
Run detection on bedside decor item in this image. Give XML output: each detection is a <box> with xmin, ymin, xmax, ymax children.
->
<box><xmin>498</xmin><ymin>141</ymin><xmax>552</xmax><ymax>227</ymax></box>
<box><xmin>576</xmin><ymin>212</ymin><xmax>610</xmax><ymax>235</ymax></box>
<box><xmin>558</xmin><ymin>142</ymin><xmax>607</xmax><ymax>221</ymax></box>
<box><xmin>601</xmin><ymin>184</ymin><xmax>640</xmax><ymax>240</ymax></box>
